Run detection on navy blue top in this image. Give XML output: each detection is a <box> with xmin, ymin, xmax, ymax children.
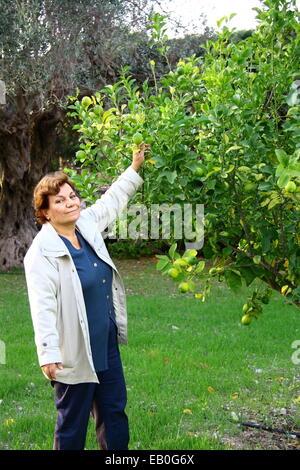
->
<box><xmin>59</xmin><ymin>230</ymin><xmax>116</xmax><ymax>372</ymax></box>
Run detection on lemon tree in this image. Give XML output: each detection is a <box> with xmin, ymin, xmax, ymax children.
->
<box><xmin>67</xmin><ymin>0</ymin><xmax>300</xmax><ymax>321</ymax></box>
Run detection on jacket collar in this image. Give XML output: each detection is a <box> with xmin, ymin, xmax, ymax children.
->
<box><xmin>38</xmin><ymin>215</ymin><xmax>117</xmax><ymax>273</ymax></box>
<box><xmin>39</xmin><ymin>223</ymin><xmax>70</xmax><ymax>257</ymax></box>
<box><xmin>39</xmin><ymin>216</ymin><xmax>97</xmax><ymax>257</ymax></box>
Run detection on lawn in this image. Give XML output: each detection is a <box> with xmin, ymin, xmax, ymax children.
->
<box><xmin>0</xmin><ymin>257</ymin><xmax>299</xmax><ymax>450</ymax></box>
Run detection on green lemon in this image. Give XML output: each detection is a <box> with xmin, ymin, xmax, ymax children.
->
<box><xmin>81</xmin><ymin>96</ymin><xmax>92</xmax><ymax>109</ymax></box>
<box><xmin>168</xmin><ymin>268</ymin><xmax>180</xmax><ymax>279</ymax></box>
<box><xmin>75</xmin><ymin>150</ymin><xmax>86</xmax><ymax>160</ymax></box>
<box><xmin>133</xmin><ymin>132</ymin><xmax>143</xmax><ymax>146</ymax></box>
<box><xmin>241</xmin><ymin>314</ymin><xmax>251</xmax><ymax>325</ymax></box>
<box><xmin>184</xmin><ymin>249</ymin><xmax>197</xmax><ymax>257</ymax></box>
<box><xmin>195</xmin><ymin>167</ymin><xmax>204</xmax><ymax>177</ymax></box>
<box><xmin>174</xmin><ymin>258</ymin><xmax>189</xmax><ymax>268</ymax></box>
<box><xmin>178</xmin><ymin>282</ymin><xmax>190</xmax><ymax>293</ymax></box>
<box><xmin>94</xmin><ymin>105</ymin><xmax>103</xmax><ymax>115</ymax></box>
<box><xmin>285</xmin><ymin>181</ymin><xmax>296</xmax><ymax>193</ymax></box>
<box><xmin>244</xmin><ymin>182</ymin><xmax>256</xmax><ymax>192</ymax></box>
<box><xmin>209</xmin><ymin>268</ymin><xmax>218</xmax><ymax>276</ymax></box>
<box><xmin>182</xmin><ymin>256</ymin><xmax>197</xmax><ymax>266</ymax></box>
<box><xmin>242</xmin><ymin>303</ymin><xmax>250</xmax><ymax>313</ymax></box>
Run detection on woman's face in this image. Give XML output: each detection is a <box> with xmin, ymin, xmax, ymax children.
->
<box><xmin>44</xmin><ymin>183</ymin><xmax>81</xmax><ymax>227</ymax></box>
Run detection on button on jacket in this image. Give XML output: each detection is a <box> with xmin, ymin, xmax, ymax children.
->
<box><xmin>24</xmin><ymin>166</ymin><xmax>144</xmax><ymax>384</ymax></box>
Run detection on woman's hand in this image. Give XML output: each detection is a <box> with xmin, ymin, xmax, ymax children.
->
<box><xmin>41</xmin><ymin>362</ymin><xmax>63</xmax><ymax>380</ymax></box>
<box><xmin>131</xmin><ymin>142</ymin><xmax>150</xmax><ymax>172</ymax></box>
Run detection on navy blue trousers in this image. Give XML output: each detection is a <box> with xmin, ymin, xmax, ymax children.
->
<box><xmin>51</xmin><ymin>318</ymin><xmax>129</xmax><ymax>450</ymax></box>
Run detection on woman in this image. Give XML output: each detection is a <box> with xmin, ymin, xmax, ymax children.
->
<box><xmin>24</xmin><ymin>146</ymin><xmax>146</xmax><ymax>450</ymax></box>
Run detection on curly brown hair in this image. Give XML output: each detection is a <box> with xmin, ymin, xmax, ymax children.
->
<box><xmin>33</xmin><ymin>171</ymin><xmax>79</xmax><ymax>224</ymax></box>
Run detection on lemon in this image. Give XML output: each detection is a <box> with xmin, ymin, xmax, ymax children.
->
<box><xmin>168</xmin><ymin>268</ymin><xmax>180</xmax><ymax>279</ymax></box>
<box><xmin>81</xmin><ymin>96</ymin><xmax>92</xmax><ymax>109</ymax></box>
<box><xmin>178</xmin><ymin>282</ymin><xmax>190</xmax><ymax>293</ymax></box>
<box><xmin>241</xmin><ymin>314</ymin><xmax>251</xmax><ymax>325</ymax></box>
<box><xmin>75</xmin><ymin>150</ymin><xmax>86</xmax><ymax>160</ymax></box>
<box><xmin>244</xmin><ymin>182</ymin><xmax>256</xmax><ymax>192</ymax></box>
<box><xmin>195</xmin><ymin>167</ymin><xmax>204</xmax><ymax>177</ymax></box>
<box><xmin>209</xmin><ymin>268</ymin><xmax>217</xmax><ymax>275</ymax></box>
<box><xmin>281</xmin><ymin>285</ymin><xmax>290</xmax><ymax>295</ymax></box>
<box><xmin>183</xmin><ymin>256</ymin><xmax>197</xmax><ymax>266</ymax></box>
<box><xmin>285</xmin><ymin>181</ymin><xmax>296</xmax><ymax>193</ymax></box>
<box><xmin>174</xmin><ymin>258</ymin><xmax>189</xmax><ymax>267</ymax></box>
<box><xmin>133</xmin><ymin>132</ymin><xmax>143</xmax><ymax>146</ymax></box>
<box><xmin>242</xmin><ymin>303</ymin><xmax>250</xmax><ymax>313</ymax></box>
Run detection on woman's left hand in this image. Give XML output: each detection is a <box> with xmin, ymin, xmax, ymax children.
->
<box><xmin>131</xmin><ymin>142</ymin><xmax>150</xmax><ymax>173</ymax></box>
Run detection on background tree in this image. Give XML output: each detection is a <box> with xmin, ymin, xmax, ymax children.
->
<box><xmin>0</xmin><ymin>0</ymin><xmax>172</xmax><ymax>269</ymax></box>
<box><xmin>67</xmin><ymin>0</ymin><xmax>300</xmax><ymax>319</ymax></box>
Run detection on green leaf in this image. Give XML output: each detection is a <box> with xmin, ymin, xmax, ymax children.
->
<box><xmin>277</xmin><ymin>171</ymin><xmax>291</xmax><ymax>188</ymax></box>
<box><xmin>183</xmin><ymin>249</ymin><xmax>197</xmax><ymax>257</ymax></box>
<box><xmin>222</xmin><ymin>246</ymin><xmax>233</xmax><ymax>257</ymax></box>
<box><xmin>203</xmin><ymin>168</ymin><xmax>221</xmax><ymax>179</ymax></box>
<box><xmin>238</xmin><ymin>267</ymin><xmax>257</xmax><ymax>287</ymax></box>
<box><xmin>225</xmin><ymin>164</ymin><xmax>235</xmax><ymax>173</ymax></box>
<box><xmin>206</xmin><ymin>179</ymin><xmax>217</xmax><ymax>190</ymax></box>
<box><xmin>237</xmin><ymin>166</ymin><xmax>251</xmax><ymax>173</ymax></box>
<box><xmin>187</xmin><ymin>280</ymin><xmax>195</xmax><ymax>291</ymax></box>
<box><xmin>155</xmin><ymin>255</ymin><xmax>169</xmax><ymax>260</ymax></box>
<box><xmin>161</xmin><ymin>262</ymin><xmax>173</xmax><ymax>275</ymax></box>
<box><xmin>275</xmin><ymin>149</ymin><xmax>289</xmax><ymax>167</ymax></box>
<box><xmin>164</xmin><ymin>170</ymin><xmax>177</xmax><ymax>184</ymax></box>
<box><xmin>156</xmin><ymin>258</ymin><xmax>170</xmax><ymax>270</ymax></box>
<box><xmin>260</xmin><ymin>229</ymin><xmax>271</xmax><ymax>252</ymax></box>
<box><xmin>226</xmin><ymin>145</ymin><xmax>242</xmax><ymax>153</ymax></box>
<box><xmin>224</xmin><ymin>270</ymin><xmax>242</xmax><ymax>293</ymax></box>
<box><xmin>258</xmin><ymin>182</ymin><xmax>273</xmax><ymax>191</ymax></box>
<box><xmin>260</xmin><ymin>198</ymin><xmax>270</xmax><ymax>207</ymax></box>
<box><xmin>168</xmin><ymin>243</ymin><xmax>177</xmax><ymax>259</ymax></box>
<box><xmin>194</xmin><ymin>260</ymin><xmax>205</xmax><ymax>273</ymax></box>
<box><xmin>217</xmin><ymin>16</ymin><xmax>227</xmax><ymax>27</ymax></box>
<box><xmin>268</xmin><ymin>197</ymin><xmax>281</xmax><ymax>209</ymax></box>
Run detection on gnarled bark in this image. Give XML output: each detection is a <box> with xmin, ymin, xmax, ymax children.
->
<box><xmin>0</xmin><ymin>93</ymin><xmax>64</xmax><ymax>270</ymax></box>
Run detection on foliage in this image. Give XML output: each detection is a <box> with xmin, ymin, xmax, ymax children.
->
<box><xmin>0</xmin><ymin>0</ymin><xmax>181</xmax><ymax>269</ymax></box>
<box><xmin>0</xmin><ymin>0</ymin><xmax>167</xmax><ymax>98</ymax></box>
<box><xmin>66</xmin><ymin>0</ymin><xmax>300</xmax><ymax>320</ymax></box>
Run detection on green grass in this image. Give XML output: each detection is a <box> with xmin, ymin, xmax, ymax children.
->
<box><xmin>0</xmin><ymin>258</ymin><xmax>299</xmax><ymax>450</ymax></box>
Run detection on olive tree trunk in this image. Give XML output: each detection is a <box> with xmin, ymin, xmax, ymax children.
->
<box><xmin>0</xmin><ymin>94</ymin><xmax>64</xmax><ymax>270</ymax></box>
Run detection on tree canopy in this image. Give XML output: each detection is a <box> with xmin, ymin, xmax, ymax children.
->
<box><xmin>66</xmin><ymin>0</ymin><xmax>300</xmax><ymax>319</ymax></box>
<box><xmin>0</xmin><ymin>0</ymin><xmax>181</xmax><ymax>269</ymax></box>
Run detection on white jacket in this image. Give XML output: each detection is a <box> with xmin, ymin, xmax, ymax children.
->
<box><xmin>24</xmin><ymin>166</ymin><xmax>144</xmax><ymax>384</ymax></box>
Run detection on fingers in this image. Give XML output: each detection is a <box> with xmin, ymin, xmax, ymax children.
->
<box><xmin>42</xmin><ymin>365</ymin><xmax>53</xmax><ymax>380</ymax></box>
<box><xmin>132</xmin><ymin>142</ymin><xmax>151</xmax><ymax>172</ymax></box>
<box><xmin>135</xmin><ymin>142</ymin><xmax>150</xmax><ymax>154</ymax></box>
<box><xmin>50</xmin><ymin>364</ymin><xmax>57</xmax><ymax>380</ymax></box>
<box><xmin>140</xmin><ymin>143</ymin><xmax>150</xmax><ymax>153</ymax></box>
<box><xmin>42</xmin><ymin>363</ymin><xmax>63</xmax><ymax>380</ymax></box>
<box><xmin>46</xmin><ymin>364</ymin><xmax>57</xmax><ymax>380</ymax></box>
<box><xmin>134</xmin><ymin>144</ymin><xmax>150</xmax><ymax>160</ymax></box>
